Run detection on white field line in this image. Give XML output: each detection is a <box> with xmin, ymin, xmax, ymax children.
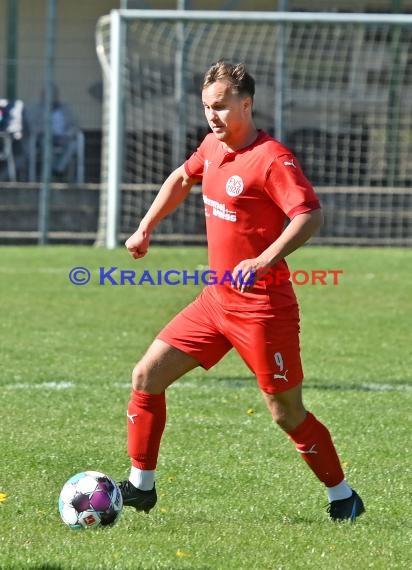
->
<box><xmin>4</xmin><ymin>381</ymin><xmax>74</xmax><ymax>390</ymax></box>
<box><xmin>358</xmin><ymin>383</ymin><xmax>412</xmax><ymax>392</ymax></box>
<box><xmin>0</xmin><ymin>267</ymin><xmax>69</xmax><ymax>274</ymax></box>
<box><xmin>0</xmin><ymin>265</ymin><xmax>209</xmax><ymax>275</ymax></box>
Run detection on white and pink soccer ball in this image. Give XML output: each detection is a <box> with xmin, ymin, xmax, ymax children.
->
<box><xmin>58</xmin><ymin>470</ymin><xmax>123</xmax><ymax>529</ymax></box>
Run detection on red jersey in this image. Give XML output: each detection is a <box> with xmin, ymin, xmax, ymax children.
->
<box><xmin>184</xmin><ymin>130</ymin><xmax>320</xmax><ymax>310</ymax></box>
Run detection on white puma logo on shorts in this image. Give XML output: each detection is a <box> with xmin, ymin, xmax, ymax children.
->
<box><xmin>273</xmin><ymin>370</ymin><xmax>288</xmax><ymax>382</ymax></box>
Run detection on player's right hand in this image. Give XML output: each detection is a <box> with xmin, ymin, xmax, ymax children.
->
<box><xmin>125</xmin><ymin>229</ymin><xmax>150</xmax><ymax>259</ymax></box>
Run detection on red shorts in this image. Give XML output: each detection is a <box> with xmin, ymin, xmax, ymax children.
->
<box><xmin>157</xmin><ymin>286</ymin><xmax>303</xmax><ymax>394</ymax></box>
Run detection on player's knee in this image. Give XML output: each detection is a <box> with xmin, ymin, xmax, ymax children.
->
<box><xmin>259</xmin><ymin>381</ymin><xmax>306</xmax><ymax>432</ymax></box>
<box><xmin>131</xmin><ymin>361</ymin><xmax>145</xmax><ymax>390</ymax></box>
<box><xmin>131</xmin><ymin>360</ymin><xmax>157</xmax><ymax>392</ymax></box>
<box><xmin>273</xmin><ymin>411</ymin><xmax>301</xmax><ymax>432</ymax></box>
<box><xmin>262</xmin><ymin>392</ymin><xmax>290</xmax><ymax>429</ymax></box>
<box><xmin>266</xmin><ymin>401</ymin><xmax>304</xmax><ymax>432</ymax></box>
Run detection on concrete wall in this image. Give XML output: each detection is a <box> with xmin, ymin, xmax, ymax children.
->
<box><xmin>0</xmin><ymin>0</ymin><xmax>409</xmax><ymax>133</ymax></box>
<box><xmin>0</xmin><ymin>0</ymin><xmax>117</xmax><ymax>131</ymax></box>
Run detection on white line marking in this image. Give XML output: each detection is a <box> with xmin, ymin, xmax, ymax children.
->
<box><xmin>360</xmin><ymin>383</ymin><xmax>411</xmax><ymax>392</ymax></box>
<box><xmin>4</xmin><ymin>381</ymin><xmax>74</xmax><ymax>390</ymax></box>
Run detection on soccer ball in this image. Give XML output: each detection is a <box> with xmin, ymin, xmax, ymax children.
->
<box><xmin>58</xmin><ymin>470</ymin><xmax>123</xmax><ymax>529</ymax></box>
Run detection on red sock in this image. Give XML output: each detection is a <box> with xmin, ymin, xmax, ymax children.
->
<box><xmin>127</xmin><ymin>389</ymin><xmax>166</xmax><ymax>470</ymax></box>
<box><xmin>287</xmin><ymin>412</ymin><xmax>344</xmax><ymax>487</ymax></box>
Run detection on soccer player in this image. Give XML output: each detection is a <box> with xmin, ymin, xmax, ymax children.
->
<box><xmin>119</xmin><ymin>61</ymin><xmax>365</xmax><ymax>522</ymax></box>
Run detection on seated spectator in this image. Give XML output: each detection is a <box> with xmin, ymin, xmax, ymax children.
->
<box><xmin>26</xmin><ymin>84</ymin><xmax>82</xmax><ymax>180</ymax></box>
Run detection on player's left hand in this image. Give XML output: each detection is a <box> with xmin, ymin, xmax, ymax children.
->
<box><xmin>231</xmin><ymin>258</ymin><xmax>268</xmax><ymax>293</ymax></box>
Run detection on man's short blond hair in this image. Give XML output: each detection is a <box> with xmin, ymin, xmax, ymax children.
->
<box><xmin>202</xmin><ymin>60</ymin><xmax>255</xmax><ymax>99</ymax></box>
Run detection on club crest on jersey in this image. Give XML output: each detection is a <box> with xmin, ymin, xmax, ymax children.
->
<box><xmin>226</xmin><ymin>175</ymin><xmax>244</xmax><ymax>197</ymax></box>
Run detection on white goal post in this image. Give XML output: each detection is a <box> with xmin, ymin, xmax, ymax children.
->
<box><xmin>96</xmin><ymin>10</ymin><xmax>412</xmax><ymax>248</ymax></box>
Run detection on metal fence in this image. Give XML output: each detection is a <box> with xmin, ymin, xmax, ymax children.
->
<box><xmin>97</xmin><ymin>10</ymin><xmax>412</xmax><ymax>247</ymax></box>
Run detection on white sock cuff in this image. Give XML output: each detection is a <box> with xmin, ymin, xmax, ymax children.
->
<box><xmin>129</xmin><ymin>467</ymin><xmax>155</xmax><ymax>491</ymax></box>
<box><xmin>327</xmin><ymin>480</ymin><xmax>352</xmax><ymax>502</ymax></box>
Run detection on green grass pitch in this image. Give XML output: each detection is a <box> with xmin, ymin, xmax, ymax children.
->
<box><xmin>0</xmin><ymin>245</ymin><xmax>411</xmax><ymax>570</ymax></box>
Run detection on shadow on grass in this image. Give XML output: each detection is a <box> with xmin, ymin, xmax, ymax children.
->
<box><xmin>29</xmin><ymin>566</ymin><xmax>64</xmax><ymax>570</ymax></box>
<box><xmin>218</xmin><ymin>377</ymin><xmax>411</xmax><ymax>392</ymax></box>
<box><xmin>306</xmin><ymin>381</ymin><xmax>411</xmax><ymax>392</ymax></box>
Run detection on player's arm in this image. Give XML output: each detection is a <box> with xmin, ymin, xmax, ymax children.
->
<box><xmin>258</xmin><ymin>208</ymin><xmax>323</xmax><ymax>267</ymax></box>
<box><xmin>232</xmin><ymin>208</ymin><xmax>323</xmax><ymax>291</ymax></box>
<box><xmin>125</xmin><ymin>165</ymin><xmax>198</xmax><ymax>259</ymax></box>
